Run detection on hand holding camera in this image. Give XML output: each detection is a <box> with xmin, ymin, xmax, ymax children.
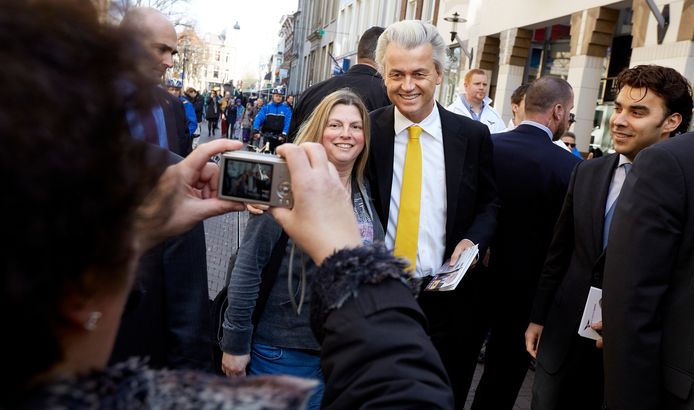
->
<box><xmin>218</xmin><ymin>142</ymin><xmax>362</xmax><ymax>264</ymax></box>
<box><xmin>218</xmin><ymin>150</ymin><xmax>293</xmax><ymax>207</ymax></box>
<box><xmin>137</xmin><ymin>139</ymin><xmax>247</xmax><ymax>251</ymax></box>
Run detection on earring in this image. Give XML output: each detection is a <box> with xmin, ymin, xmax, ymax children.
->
<box><xmin>84</xmin><ymin>311</ymin><xmax>102</xmax><ymax>331</ymax></box>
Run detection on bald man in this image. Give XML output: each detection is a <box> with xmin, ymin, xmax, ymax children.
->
<box><xmin>120</xmin><ymin>8</ymin><xmax>191</xmax><ymax>157</ymax></box>
<box><xmin>110</xmin><ymin>8</ymin><xmax>213</xmax><ymax>373</ymax></box>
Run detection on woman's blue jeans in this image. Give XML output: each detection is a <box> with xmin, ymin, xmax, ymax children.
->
<box><xmin>248</xmin><ymin>342</ymin><xmax>324</xmax><ymax>409</ymax></box>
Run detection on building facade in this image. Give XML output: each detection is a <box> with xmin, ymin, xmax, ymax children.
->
<box><xmin>437</xmin><ymin>0</ymin><xmax>694</xmax><ymax>151</ymax></box>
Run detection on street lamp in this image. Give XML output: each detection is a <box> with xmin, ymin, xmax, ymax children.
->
<box><xmin>444</xmin><ymin>12</ymin><xmax>474</xmax><ymax>68</ymax></box>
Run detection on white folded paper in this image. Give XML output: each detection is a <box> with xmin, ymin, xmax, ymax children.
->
<box><xmin>424</xmin><ymin>244</ymin><xmax>479</xmax><ymax>292</ymax></box>
<box><xmin>578</xmin><ymin>286</ymin><xmax>602</xmax><ymax>340</ymax></box>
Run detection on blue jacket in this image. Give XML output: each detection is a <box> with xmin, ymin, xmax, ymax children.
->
<box><xmin>180</xmin><ymin>96</ymin><xmax>198</xmax><ymax>136</ymax></box>
<box><xmin>252</xmin><ymin>101</ymin><xmax>292</xmax><ymax>134</ymax></box>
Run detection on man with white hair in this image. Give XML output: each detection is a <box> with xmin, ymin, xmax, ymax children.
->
<box><xmin>366</xmin><ymin>19</ymin><xmax>499</xmax><ymax>408</ymax></box>
<box><xmin>447</xmin><ymin>68</ymin><xmax>505</xmax><ymax>133</ymax></box>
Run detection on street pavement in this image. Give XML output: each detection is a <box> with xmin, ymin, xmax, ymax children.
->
<box><xmin>196</xmin><ymin>120</ymin><xmax>248</xmax><ymax>300</ymax></box>
<box><xmin>196</xmin><ymin>119</ymin><xmax>534</xmax><ymax>409</ymax></box>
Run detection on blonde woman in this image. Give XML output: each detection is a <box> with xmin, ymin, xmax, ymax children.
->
<box><xmin>221</xmin><ymin>88</ymin><xmax>384</xmax><ymax>409</ymax></box>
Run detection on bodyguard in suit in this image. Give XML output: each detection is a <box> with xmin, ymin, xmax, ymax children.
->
<box><xmin>367</xmin><ymin>20</ymin><xmax>498</xmax><ymax>408</ymax></box>
<box><xmin>601</xmin><ymin>82</ymin><xmax>694</xmax><ymax>409</ymax></box>
<box><xmin>288</xmin><ymin>26</ymin><xmax>390</xmax><ymax>139</ymax></box>
<box><xmin>526</xmin><ymin>65</ymin><xmax>693</xmax><ymax>410</ymax></box>
<box><xmin>112</xmin><ymin>8</ymin><xmax>213</xmax><ymax>371</ymax></box>
<box><xmin>470</xmin><ymin>77</ymin><xmax>581</xmax><ymax>409</ymax></box>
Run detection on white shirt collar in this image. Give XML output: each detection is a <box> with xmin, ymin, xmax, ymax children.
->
<box><xmin>519</xmin><ymin>120</ymin><xmax>553</xmax><ymax>141</ymax></box>
<box><xmin>394</xmin><ymin>103</ymin><xmax>441</xmax><ymax>139</ymax></box>
<box><xmin>618</xmin><ymin>154</ymin><xmax>632</xmax><ymax>167</ymax></box>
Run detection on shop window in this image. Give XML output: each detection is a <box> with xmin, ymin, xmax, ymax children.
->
<box><xmin>524</xmin><ymin>25</ymin><xmax>571</xmax><ymax>82</ymax></box>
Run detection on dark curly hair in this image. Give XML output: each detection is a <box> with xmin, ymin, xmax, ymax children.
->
<box><xmin>0</xmin><ymin>0</ymin><xmax>164</xmax><ymax>401</ymax></box>
<box><xmin>614</xmin><ymin>65</ymin><xmax>693</xmax><ymax>136</ymax></box>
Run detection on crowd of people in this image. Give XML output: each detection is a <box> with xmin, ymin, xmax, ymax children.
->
<box><xmin>4</xmin><ymin>2</ymin><xmax>694</xmax><ymax>410</ymax></box>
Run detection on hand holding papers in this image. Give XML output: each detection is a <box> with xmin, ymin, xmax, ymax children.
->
<box><xmin>578</xmin><ymin>287</ymin><xmax>602</xmax><ymax>340</ymax></box>
<box><xmin>425</xmin><ymin>244</ymin><xmax>479</xmax><ymax>291</ymax></box>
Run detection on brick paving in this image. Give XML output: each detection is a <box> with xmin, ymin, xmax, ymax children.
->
<box><xmin>198</xmin><ymin>119</ymin><xmax>534</xmax><ymax>409</ymax></box>
<box><xmin>197</xmin><ymin>120</ymin><xmax>250</xmax><ymax>299</ymax></box>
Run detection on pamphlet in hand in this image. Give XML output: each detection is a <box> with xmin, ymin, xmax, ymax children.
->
<box><xmin>578</xmin><ymin>286</ymin><xmax>602</xmax><ymax>340</ymax></box>
<box><xmin>425</xmin><ymin>244</ymin><xmax>479</xmax><ymax>292</ymax></box>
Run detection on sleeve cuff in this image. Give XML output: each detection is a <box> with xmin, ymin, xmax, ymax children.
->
<box><xmin>309</xmin><ymin>243</ymin><xmax>419</xmax><ymax>342</ymax></box>
<box><xmin>220</xmin><ymin>325</ymin><xmax>253</xmax><ymax>355</ymax></box>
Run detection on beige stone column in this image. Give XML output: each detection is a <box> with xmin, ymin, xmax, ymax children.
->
<box><xmin>630</xmin><ymin>0</ymin><xmax>694</xmax><ymax>82</ymax></box>
<box><xmin>566</xmin><ymin>7</ymin><xmax>618</xmax><ymax>151</ymax></box>
<box><xmin>494</xmin><ymin>28</ymin><xmax>532</xmax><ymax>124</ymax></box>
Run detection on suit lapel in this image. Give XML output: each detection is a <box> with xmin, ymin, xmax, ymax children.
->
<box><xmin>439</xmin><ymin>104</ymin><xmax>468</xmax><ymax>241</ymax></box>
<box><xmin>371</xmin><ymin>107</ymin><xmax>396</xmax><ymax>226</ymax></box>
<box><xmin>590</xmin><ymin>154</ymin><xmax>620</xmax><ymax>256</ymax></box>
<box><xmin>589</xmin><ymin>154</ymin><xmax>620</xmax><ymax>277</ymax></box>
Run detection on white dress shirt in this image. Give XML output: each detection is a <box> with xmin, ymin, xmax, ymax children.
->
<box><xmin>519</xmin><ymin>120</ymin><xmax>553</xmax><ymax>141</ymax></box>
<box><xmin>605</xmin><ymin>154</ymin><xmax>633</xmax><ymax>214</ymax></box>
<box><xmin>386</xmin><ymin>104</ymin><xmax>447</xmax><ymax>278</ymax></box>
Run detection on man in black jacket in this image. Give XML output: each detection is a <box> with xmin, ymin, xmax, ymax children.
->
<box><xmin>470</xmin><ymin>77</ymin><xmax>581</xmax><ymax>409</ymax></box>
<box><xmin>602</xmin><ymin>77</ymin><xmax>694</xmax><ymax>410</ymax></box>
<box><xmin>526</xmin><ymin>65</ymin><xmax>692</xmax><ymax>410</ymax></box>
<box><xmin>112</xmin><ymin>7</ymin><xmax>213</xmax><ymax>372</ymax></box>
<box><xmin>288</xmin><ymin>26</ymin><xmax>390</xmax><ymax>139</ymax></box>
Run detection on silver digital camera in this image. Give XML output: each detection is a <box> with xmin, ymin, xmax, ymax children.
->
<box><xmin>218</xmin><ymin>151</ymin><xmax>293</xmax><ymax>208</ymax></box>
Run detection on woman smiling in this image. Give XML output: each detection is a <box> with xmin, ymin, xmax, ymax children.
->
<box><xmin>220</xmin><ymin>89</ymin><xmax>384</xmax><ymax>409</ymax></box>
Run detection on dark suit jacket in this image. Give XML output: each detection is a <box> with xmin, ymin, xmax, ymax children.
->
<box><xmin>155</xmin><ymin>87</ymin><xmax>191</xmax><ymax>157</ymax></box>
<box><xmin>288</xmin><ymin>64</ymin><xmax>390</xmax><ymax>139</ymax></box>
<box><xmin>111</xmin><ymin>129</ymin><xmax>210</xmax><ymax>371</ymax></box>
<box><xmin>488</xmin><ymin>124</ymin><xmax>580</xmax><ymax>291</ymax></box>
<box><xmin>603</xmin><ymin>133</ymin><xmax>694</xmax><ymax>410</ymax></box>
<box><xmin>367</xmin><ymin>103</ymin><xmax>498</xmax><ymax>259</ymax></box>
<box><xmin>531</xmin><ymin>153</ymin><xmax>619</xmax><ymax>373</ymax></box>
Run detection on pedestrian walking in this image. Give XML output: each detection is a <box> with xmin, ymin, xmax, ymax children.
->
<box><xmin>206</xmin><ymin>90</ymin><xmax>219</xmax><ymax>136</ymax></box>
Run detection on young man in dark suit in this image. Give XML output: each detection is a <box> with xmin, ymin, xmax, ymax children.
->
<box><xmin>470</xmin><ymin>76</ymin><xmax>581</xmax><ymax>409</ymax></box>
<box><xmin>367</xmin><ymin>20</ymin><xmax>498</xmax><ymax>408</ymax></box>
<box><xmin>526</xmin><ymin>65</ymin><xmax>693</xmax><ymax>410</ymax></box>
<box><xmin>601</xmin><ymin>72</ymin><xmax>694</xmax><ymax>410</ymax></box>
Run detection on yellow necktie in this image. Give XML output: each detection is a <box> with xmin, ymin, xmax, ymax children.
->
<box><xmin>394</xmin><ymin>125</ymin><xmax>422</xmax><ymax>271</ymax></box>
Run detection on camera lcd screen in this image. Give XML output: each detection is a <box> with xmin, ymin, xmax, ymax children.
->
<box><xmin>221</xmin><ymin>158</ymin><xmax>273</xmax><ymax>202</ymax></box>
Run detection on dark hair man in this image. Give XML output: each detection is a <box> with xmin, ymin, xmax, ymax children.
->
<box><xmin>469</xmin><ymin>76</ymin><xmax>581</xmax><ymax>409</ymax></box>
<box><xmin>601</xmin><ymin>66</ymin><xmax>693</xmax><ymax>410</ymax></box>
<box><xmin>184</xmin><ymin>87</ymin><xmax>204</xmax><ymax>135</ymax></box>
<box><xmin>526</xmin><ymin>64</ymin><xmax>692</xmax><ymax>410</ymax></box>
<box><xmin>367</xmin><ymin>20</ymin><xmax>498</xmax><ymax>409</ymax></box>
<box><xmin>506</xmin><ymin>83</ymin><xmax>530</xmax><ymax>130</ymax></box>
<box><xmin>288</xmin><ymin>26</ymin><xmax>390</xmax><ymax>139</ymax></box>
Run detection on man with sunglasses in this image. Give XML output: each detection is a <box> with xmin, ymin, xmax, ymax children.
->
<box><xmin>554</xmin><ymin>114</ymin><xmax>578</xmax><ymax>152</ymax></box>
<box><xmin>525</xmin><ymin>65</ymin><xmax>693</xmax><ymax>409</ymax></box>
